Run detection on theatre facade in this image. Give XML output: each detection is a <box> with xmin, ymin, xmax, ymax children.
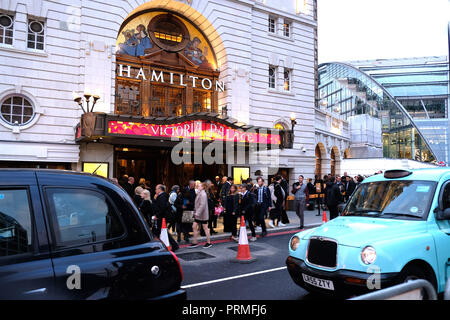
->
<box><xmin>0</xmin><ymin>0</ymin><xmax>317</xmax><ymax>188</ymax></box>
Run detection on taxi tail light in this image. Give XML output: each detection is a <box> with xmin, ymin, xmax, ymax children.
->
<box><xmin>170</xmin><ymin>250</ymin><xmax>183</xmax><ymax>282</ymax></box>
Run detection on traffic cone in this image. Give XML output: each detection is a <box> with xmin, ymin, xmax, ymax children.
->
<box><xmin>160</xmin><ymin>218</ymin><xmax>171</xmax><ymax>251</ymax></box>
<box><xmin>322</xmin><ymin>211</ymin><xmax>328</xmax><ymax>223</ymax></box>
<box><xmin>231</xmin><ymin>216</ymin><xmax>256</xmax><ymax>263</ymax></box>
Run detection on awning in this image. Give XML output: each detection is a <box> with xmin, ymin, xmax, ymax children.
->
<box><xmin>75</xmin><ymin>112</ymin><xmax>294</xmax><ymax>148</ymax></box>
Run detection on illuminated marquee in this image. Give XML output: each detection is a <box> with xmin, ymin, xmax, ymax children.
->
<box><xmin>108</xmin><ymin>120</ymin><xmax>281</xmax><ymax>145</ymax></box>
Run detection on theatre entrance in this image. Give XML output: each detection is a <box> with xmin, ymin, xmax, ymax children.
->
<box><xmin>115</xmin><ymin>146</ymin><xmax>227</xmax><ymax>189</ymax></box>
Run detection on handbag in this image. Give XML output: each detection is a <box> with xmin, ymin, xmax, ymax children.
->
<box><xmin>182</xmin><ymin>210</ymin><xmax>195</xmax><ymax>223</ymax></box>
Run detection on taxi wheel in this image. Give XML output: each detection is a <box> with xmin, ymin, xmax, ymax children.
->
<box><xmin>398</xmin><ymin>265</ymin><xmax>431</xmax><ymax>298</ymax></box>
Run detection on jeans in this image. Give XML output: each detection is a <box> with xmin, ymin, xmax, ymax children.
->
<box><xmin>328</xmin><ymin>205</ymin><xmax>339</xmax><ymax>220</ymax></box>
<box><xmin>244</xmin><ymin>211</ymin><xmax>256</xmax><ymax>237</ymax></box>
<box><xmin>294</xmin><ymin>198</ymin><xmax>306</xmax><ymax>227</ymax></box>
<box><xmin>255</xmin><ymin>203</ymin><xmax>267</xmax><ymax>233</ymax></box>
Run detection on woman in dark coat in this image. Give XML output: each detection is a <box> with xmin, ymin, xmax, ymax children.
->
<box><xmin>224</xmin><ymin>184</ymin><xmax>240</xmax><ymax>241</ymax></box>
<box><xmin>139</xmin><ymin>189</ymin><xmax>153</xmax><ymax>226</ymax></box>
<box><xmin>174</xmin><ymin>188</ymin><xmax>190</xmax><ymax>243</ymax></box>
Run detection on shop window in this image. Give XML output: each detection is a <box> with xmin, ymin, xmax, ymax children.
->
<box><xmin>0</xmin><ymin>189</ymin><xmax>33</xmax><ymax>258</ymax></box>
<box><xmin>45</xmin><ymin>188</ymin><xmax>125</xmax><ymax>248</ymax></box>
<box><xmin>0</xmin><ymin>14</ymin><xmax>14</xmax><ymax>45</ymax></box>
<box><xmin>27</xmin><ymin>19</ymin><xmax>45</xmax><ymax>50</ymax></box>
<box><xmin>233</xmin><ymin>167</ymin><xmax>250</xmax><ymax>185</ymax></box>
<box><xmin>0</xmin><ymin>95</ymin><xmax>35</xmax><ymax>126</ymax></box>
<box><xmin>269</xmin><ymin>66</ymin><xmax>277</xmax><ymax>89</ymax></box>
<box><xmin>268</xmin><ymin>17</ymin><xmax>276</xmax><ymax>33</ymax></box>
<box><xmin>82</xmin><ymin>162</ymin><xmax>109</xmax><ymax>178</ymax></box>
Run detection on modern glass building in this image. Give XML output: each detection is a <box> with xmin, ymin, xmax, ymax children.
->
<box><xmin>318</xmin><ymin>56</ymin><xmax>449</xmax><ymax>164</ymax></box>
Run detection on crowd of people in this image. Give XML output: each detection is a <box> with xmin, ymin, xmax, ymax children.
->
<box><xmin>109</xmin><ymin>171</ymin><xmax>373</xmax><ymax>251</ymax></box>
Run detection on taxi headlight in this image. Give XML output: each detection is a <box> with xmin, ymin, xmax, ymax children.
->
<box><xmin>361</xmin><ymin>246</ymin><xmax>376</xmax><ymax>264</ymax></box>
<box><xmin>290</xmin><ymin>236</ymin><xmax>300</xmax><ymax>251</ymax></box>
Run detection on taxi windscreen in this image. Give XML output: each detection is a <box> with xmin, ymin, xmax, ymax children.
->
<box><xmin>343</xmin><ymin>180</ymin><xmax>436</xmax><ymax>220</ymax></box>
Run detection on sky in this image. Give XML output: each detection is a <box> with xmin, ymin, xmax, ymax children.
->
<box><xmin>317</xmin><ymin>0</ymin><xmax>449</xmax><ymax>63</ymax></box>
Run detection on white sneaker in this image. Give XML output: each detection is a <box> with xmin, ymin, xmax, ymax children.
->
<box><xmin>249</xmin><ymin>237</ymin><xmax>257</xmax><ymax>242</ymax></box>
<box><xmin>255</xmin><ymin>226</ymin><xmax>262</xmax><ymax>232</ymax></box>
<box><xmin>278</xmin><ymin>222</ymin><xmax>286</xmax><ymax>227</ymax></box>
<box><xmin>268</xmin><ymin>221</ymin><xmax>275</xmax><ymax>228</ymax></box>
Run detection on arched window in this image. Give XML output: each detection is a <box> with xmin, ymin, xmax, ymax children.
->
<box><xmin>0</xmin><ymin>95</ymin><xmax>35</xmax><ymax>126</ymax></box>
<box><xmin>274</xmin><ymin>123</ymin><xmax>285</xmax><ymax>130</ymax></box>
<box><xmin>330</xmin><ymin>148</ymin><xmax>336</xmax><ymax>176</ymax></box>
<box><xmin>315</xmin><ymin>145</ymin><xmax>322</xmax><ymax>177</ymax></box>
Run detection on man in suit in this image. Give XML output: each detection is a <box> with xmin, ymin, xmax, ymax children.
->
<box><xmin>344</xmin><ymin>175</ymin><xmax>356</xmax><ymax>202</ymax></box>
<box><xmin>124</xmin><ymin>176</ymin><xmax>137</xmax><ymax>198</ymax></box>
<box><xmin>152</xmin><ymin>184</ymin><xmax>169</xmax><ymax>236</ymax></box>
<box><xmin>336</xmin><ymin>176</ymin><xmax>344</xmax><ymax>193</ymax></box>
<box><xmin>254</xmin><ymin>176</ymin><xmax>271</xmax><ymax>237</ymax></box>
<box><xmin>292</xmin><ymin>175</ymin><xmax>310</xmax><ymax>229</ymax></box>
<box><xmin>325</xmin><ymin>176</ymin><xmax>344</xmax><ymax>220</ymax></box>
<box><xmin>215</xmin><ymin>176</ymin><xmax>222</xmax><ymax>198</ymax></box>
<box><xmin>220</xmin><ymin>176</ymin><xmax>233</xmax><ymax>201</ymax></box>
<box><xmin>240</xmin><ymin>184</ymin><xmax>257</xmax><ymax>241</ymax></box>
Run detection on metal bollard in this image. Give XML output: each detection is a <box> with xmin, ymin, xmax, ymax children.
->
<box><xmin>349</xmin><ymin>279</ymin><xmax>437</xmax><ymax>300</ymax></box>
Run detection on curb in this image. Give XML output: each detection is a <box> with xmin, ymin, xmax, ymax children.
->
<box><xmin>178</xmin><ymin>222</ymin><xmax>323</xmax><ymax>248</ymax></box>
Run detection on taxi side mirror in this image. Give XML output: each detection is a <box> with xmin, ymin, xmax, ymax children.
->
<box><xmin>435</xmin><ymin>207</ymin><xmax>450</xmax><ymax>220</ymax></box>
<box><xmin>338</xmin><ymin>203</ymin><xmax>346</xmax><ymax>214</ymax></box>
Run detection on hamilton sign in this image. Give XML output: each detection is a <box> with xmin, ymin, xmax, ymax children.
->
<box><xmin>117</xmin><ymin>64</ymin><xmax>225</xmax><ymax>92</ymax></box>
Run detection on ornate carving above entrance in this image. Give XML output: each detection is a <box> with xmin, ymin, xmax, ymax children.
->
<box><xmin>117</xmin><ymin>11</ymin><xmax>216</xmax><ymax>70</ymax></box>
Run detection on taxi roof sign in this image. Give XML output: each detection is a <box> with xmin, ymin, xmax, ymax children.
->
<box><xmin>384</xmin><ymin>169</ymin><xmax>413</xmax><ymax>179</ymax></box>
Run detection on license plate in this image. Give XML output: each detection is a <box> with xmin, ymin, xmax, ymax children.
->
<box><xmin>302</xmin><ymin>273</ymin><xmax>335</xmax><ymax>290</ymax></box>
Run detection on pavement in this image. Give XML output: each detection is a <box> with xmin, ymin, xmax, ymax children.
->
<box><xmin>175</xmin><ymin>208</ymin><xmax>328</xmax><ymax>246</ymax></box>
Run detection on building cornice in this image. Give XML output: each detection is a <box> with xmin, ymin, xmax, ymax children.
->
<box><xmin>253</xmin><ymin>2</ymin><xmax>317</xmax><ymax>28</ymax></box>
<box><xmin>226</xmin><ymin>0</ymin><xmax>317</xmax><ymax>28</ymax></box>
<box><xmin>315</xmin><ymin>128</ymin><xmax>350</xmax><ymax>141</ymax></box>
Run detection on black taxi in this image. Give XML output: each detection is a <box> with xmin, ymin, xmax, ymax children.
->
<box><xmin>0</xmin><ymin>169</ymin><xmax>185</xmax><ymax>300</ymax></box>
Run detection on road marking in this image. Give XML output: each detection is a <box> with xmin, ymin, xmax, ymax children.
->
<box><xmin>181</xmin><ymin>266</ymin><xmax>287</xmax><ymax>289</ymax></box>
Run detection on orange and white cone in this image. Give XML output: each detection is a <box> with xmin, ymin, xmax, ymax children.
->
<box><xmin>160</xmin><ymin>218</ymin><xmax>171</xmax><ymax>251</ymax></box>
<box><xmin>231</xmin><ymin>216</ymin><xmax>256</xmax><ymax>263</ymax></box>
<box><xmin>322</xmin><ymin>210</ymin><xmax>328</xmax><ymax>223</ymax></box>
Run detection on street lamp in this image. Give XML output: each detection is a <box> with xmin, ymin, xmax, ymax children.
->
<box><xmin>73</xmin><ymin>89</ymin><xmax>100</xmax><ymax>114</ymax></box>
<box><xmin>74</xmin><ymin>89</ymin><xmax>101</xmax><ymax>138</ymax></box>
<box><xmin>290</xmin><ymin>112</ymin><xmax>297</xmax><ymax>129</ymax></box>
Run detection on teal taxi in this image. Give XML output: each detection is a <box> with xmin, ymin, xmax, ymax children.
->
<box><xmin>286</xmin><ymin>168</ymin><xmax>450</xmax><ymax>297</ymax></box>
